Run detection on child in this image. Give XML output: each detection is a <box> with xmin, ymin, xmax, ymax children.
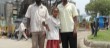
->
<box><xmin>46</xmin><ymin>7</ymin><xmax>60</xmax><ymax>48</ymax></box>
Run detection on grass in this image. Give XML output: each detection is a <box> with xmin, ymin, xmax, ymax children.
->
<box><xmin>88</xmin><ymin>28</ymin><xmax>110</xmax><ymax>42</ymax></box>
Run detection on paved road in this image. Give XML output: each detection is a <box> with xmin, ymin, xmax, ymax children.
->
<box><xmin>0</xmin><ymin>38</ymin><xmax>32</xmax><ymax>48</ymax></box>
<box><xmin>0</xmin><ymin>30</ymin><xmax>90</xmax><ymax>48</ymax></box>
<box><xmin>0</xmin><ymin>37</ymin><xmax>62</xmax><ymax>48</ymax></box>
<box><xmin>77</xmin><ymin>30</ymin><xmax>91</xmax><ymax>48</ymax></box>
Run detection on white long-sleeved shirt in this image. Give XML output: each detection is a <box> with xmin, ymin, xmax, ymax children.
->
<box><xmin>46</xmin><ymin>16</ymin><xmax>60</xmax><ymax>40</ymax></box>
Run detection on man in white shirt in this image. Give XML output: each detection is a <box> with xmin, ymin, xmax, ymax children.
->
<box><xmin>57</xmin><ymin>0</ymin><xmax>78</xmax><ymax>48</ymax></box>
<box><xmin>25</xmin><ymin>0</ymin><xmax>49</xmax><ymax>48</ymax></box>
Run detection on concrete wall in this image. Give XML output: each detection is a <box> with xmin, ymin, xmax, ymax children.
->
<box><xmin>0</xmin><ymin>0</ymin><xmax>15</xmax><ymax>16</ymax></box>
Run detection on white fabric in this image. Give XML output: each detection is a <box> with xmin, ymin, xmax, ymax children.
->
<box><xmin>57</xmin><ymin>2</ymin><xmax>78</xmax><ymax>32</ymax></box>
<box><xmin>18</xmin><ymin>22</ymin><xmax>26</xmax><ymax>32</ymax></box>
<box><xmin>25</xmin><ymin>3</ymin><xmax>49</xmax><ymax>32</ymax></box>
<box><xmin>46</xmin><ymin>16</ymin><xmax>60</xmax><ymax>40</ymax></box>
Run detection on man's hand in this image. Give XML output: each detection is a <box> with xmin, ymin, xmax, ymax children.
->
<box><xmin>42</xmin><ymin>32</ymin><xmax>46</xmax><ymax>38</ymax></box>
<box><xmin>27</xmin><ymin>18</ymin><xmax>30</xmax><ymax>28</ymax></box>
<box><xmin>46</xmin><ymin>25</ymin><xmax>50</xmax><ymax>31</ymax></box>
<box><xmin>42</xmin><ymin>21</ymin><xmax>46</xmax><ymax>26</ymax></box>
<box><xmin>42</xmin><ymin>22</ymin><xmax>50</xmax><ymax>31</ymax></box>
<box><xmin>26</xmin><ymin>18</ymin><xmax>30</xmax><ymax>32</ymax></box>
<box><xmin>59</xmin><ymin>29</ymin><xmax>62</xmax><ymax>43</ymax></box>
<box><xmin>73</xmin><ymin>16</ymin><xmax>77</xmax><ymax>38</ymax></box>
<box><xmin>73</xmin><ymin>29</ymin><xmax>77</xmax><ymax>38</ymax></box>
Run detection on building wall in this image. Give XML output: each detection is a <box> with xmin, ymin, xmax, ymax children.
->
<box><xmin>5</xmin><ymin>2</ymin><xmax>13</xmax><ymax>26</ymax></box>
<box><xmin>0</xmin><ymin>0</ymin><xmax>22</xmax><ymax>16</ymax></box>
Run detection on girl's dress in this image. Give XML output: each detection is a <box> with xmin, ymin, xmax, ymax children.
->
<box><xmin>46</xmin><ymin>16</ymin><xmax>60</xmax><ymax>48</ymax></box>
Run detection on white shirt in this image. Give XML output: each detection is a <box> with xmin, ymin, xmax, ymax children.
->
<box><xmin>18</xmin><ymin>22</ymin><xmax>26</xmax><ymax>32</ymax></box>
<box><xmin>46</xmin><ymin>16</ymin><xmax>60</xmax><ymax>40</ymax></box>
<box><xmin>25</xmin><ymin>3</ymin><xmax>49</xmax><ymax>32</ymax></box>
<box><xmin>57</xmin><ymin>2</ymin><xmax>78</xmax><ymax>33</ymax></box>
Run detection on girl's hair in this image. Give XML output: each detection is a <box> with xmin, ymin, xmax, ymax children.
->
<box><xmin>51</xmin><ymin>6</ymin><xmax>59</xmax><ymax>13</ymax></box>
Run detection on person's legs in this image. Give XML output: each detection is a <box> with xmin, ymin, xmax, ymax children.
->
<box><xmin>15</xmin><ymin>31</ymin><xmax>19</xmax><ymax>39</ymax></box>
<box><xmin>68</xmin><ymin>32</ymin><xmax>77</xmax><ymax>48</ymax></box>
<box><xmin>91</xmin><ymin>23</ymin><xmax>94</xmax><ymax>35</ymax></box>
<box><xmin>94</xmin><ymin>23</ymin><xmax>99</xmax><ymax>37</ymax></box>
<box><xmin>7</xmin><ymin>32</ymin><xmax>11</xmax><ymax>38</ymax></box>
<box><xmin>94</xmin><ymin>27</ymin><xmax>98</xmax><ymax>37</ymax></box>
<box><xmin>38</xmin><ymin>32</ymin><xmax>45</xmax><ymax>48</ymax></box>
<box><xmin>32</xmin><ymin>32</ymin><xmax>38</xmax><ymax>48</ymax></box>
<box><xmin>60</xmin><ymin>33</ymin><xmax>68</xmax><ymax>48</ymax></box>
<box><xmin>23</xmin><ymin>32</ymin><xmax>28</xmax><ymax>40</ymax></box>
<box><xmin>18</xmin><ymin>31</ymin><xmax>23</xmax><ymax>40</ymax></box>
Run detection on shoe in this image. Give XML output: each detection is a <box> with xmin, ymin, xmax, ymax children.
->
<box><xmin>25</xmin><ymin>38</ymin><xmax>28</xmax><ymax>41</ymax></box>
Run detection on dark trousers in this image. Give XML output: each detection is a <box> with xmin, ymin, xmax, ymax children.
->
<box><xmin>91</xmin><ymin>23</ymin><xmax>95</xmax><ymax>35</ymax></box>
<box><xmin>90</xmin><ymin>22</ymin><xmax>99</xmax><ymax>37</ymax></box>
<box><xmin>60</xmin><ymin>32</ymin><xmax>77</xmax><ymax>48</ymax></box>
<box><xmin>94</xmin><ymin>22</ymin><xmax>99</xmax><ymax>37</ymax></box>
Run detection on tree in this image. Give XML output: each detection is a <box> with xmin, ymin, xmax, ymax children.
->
<box><xmin>85</xmin><ymin>0</ymin><xmax>110</xmax><ymax>16</ymax></box>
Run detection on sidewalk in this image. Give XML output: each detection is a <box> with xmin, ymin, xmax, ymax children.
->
<box><xmin>77</xmin><ymin>30</ymin><xmax>91</xmax><ymax>48</ymax></box>
<box><xmin>0</xmin><ymin>38</ymin><xmax>31</xmax><ymax>48</ymax></box>
<box><xmin>0</xmin><ymin>37</ymin><xmax>62</xmax><ymax>48</ymax></box>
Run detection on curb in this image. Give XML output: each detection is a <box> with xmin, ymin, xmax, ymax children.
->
<box><xmin>84</xmin><ymin>37</ymin><xmax>110</xmax><ymax>48</ymax></box>
<box><xmin>78</xmin><ymin>39</ymin><xmax>90</xmax><ymax>48</ymax></box>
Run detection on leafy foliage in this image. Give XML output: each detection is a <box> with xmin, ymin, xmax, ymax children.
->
<box><xmin>85</xmin><ymin>0</ymin><xmax>110</xmax><ymax>16</ymax></box>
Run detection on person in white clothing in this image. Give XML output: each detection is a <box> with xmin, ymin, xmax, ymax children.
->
<box><xmin>25</xmin><ymin>0</ymin><xmax>49</xmax><ymax>48</ymax></box>
<box><xmin>45</xmin><ymin>7</ymin><xmax>60</xmax><ymax>48</ymax></box>
<box><xmin>17</xmin><ymin>22</ymin><xmax>28</xmax><ymax>40</ymax></box>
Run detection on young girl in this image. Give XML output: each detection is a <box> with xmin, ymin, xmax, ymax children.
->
<box><xmin>46</xmin><ymin>7</ymin><xmax>60</xmax><ymax>48</ymax></box>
